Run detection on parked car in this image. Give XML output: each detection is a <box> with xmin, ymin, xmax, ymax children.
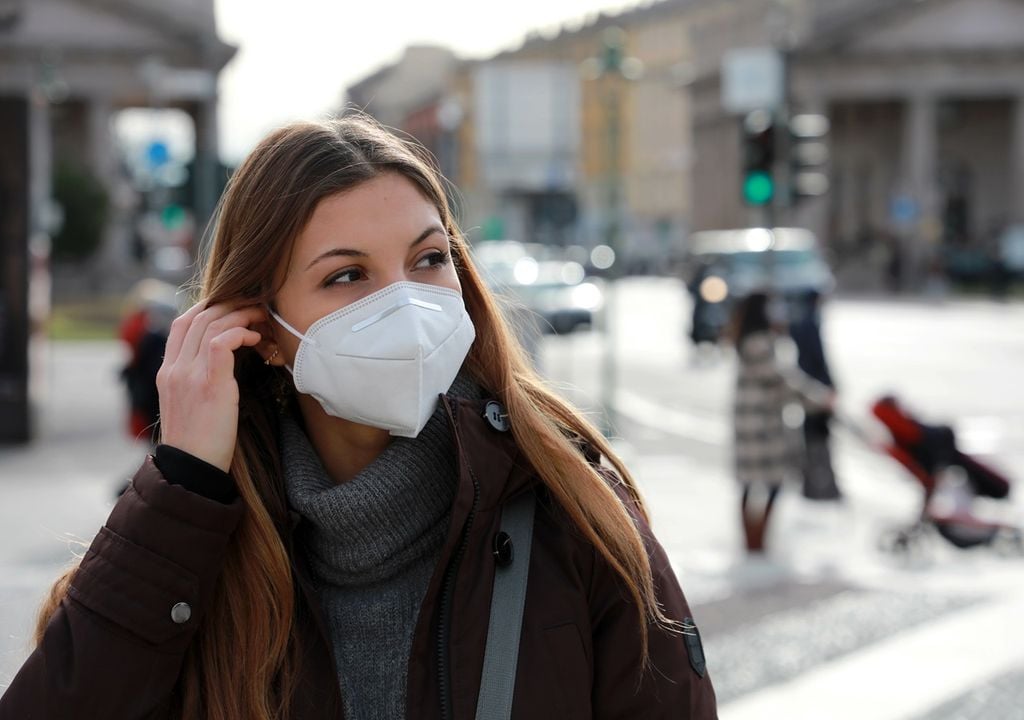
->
<box><xmin>472</xmin><ymin>240</ymin><xmax>604</xmax><ymax>335</ymax></box>
<box><xmin>934</xmin><ymin>226</ymin><xmax>1024</xmax><ymax>293</ymax></box>
<box><xmin>999</xmin><ymin>224</ymin><xmax>1024</xmax><ymax>279</ymax></box>
<box><xmin>681</xmin><ymin>227</ymin><xmax>834</xmax><ymax>345</ymax></box>
<box><xmin>513</xmin><ymin>259</ymin><xmax>604</xmax><ymax>334</ymax></box>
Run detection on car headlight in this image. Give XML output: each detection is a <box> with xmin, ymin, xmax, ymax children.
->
<box><xmin>699</xmin><ymin>275</ymin><xmax>729</xmax><ymax>303</ymax></box>
<box><xmin>513</xmin><ymin>257</ymin><xmax>539</xmax><ymax>285</ymax></box>
<box><xmin>570</xmin><ymin>282</ymin><xmax>603</xmax><ymax>310</ymax></box>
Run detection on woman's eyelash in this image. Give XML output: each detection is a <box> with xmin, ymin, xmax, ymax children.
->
<box><xmin>423</xmin><ymin>250</ymin><xmax>451</xmax><ymax>267</ymax></box>
<box><xmin>323</xmin><ymin>268</ymin><xmax>362</xmax><ymax>286</ymax></box>
<box><xmin>322</xmin><ymin>251</ymin><xmax>451</xmax><ymax>287</ymax></box>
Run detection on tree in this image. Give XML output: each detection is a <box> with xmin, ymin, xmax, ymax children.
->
<box><xmin>52</xmin><ymin>162</ymin><xmax>109</xmax><ymax>262</ymax></box>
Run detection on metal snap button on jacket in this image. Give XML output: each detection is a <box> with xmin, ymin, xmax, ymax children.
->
<box><xmin>492</xmin><ymin>531</ymin><xmax>514</xmax><ymax>567</ymax></box>
<box><xmin>170</xmin><ymin>602</ymin><xmax>192</xmax><ymax>624</ymax></box>
<box><xmin>483</xmin><ymin>401</ymin><xmax>510</xmax><ymax>432</ymax></box>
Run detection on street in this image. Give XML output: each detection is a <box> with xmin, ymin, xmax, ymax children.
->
<box><xmin>2</xmin><ymin>278</ymin><xmax>1023</xmax><ymax>718</ymax></box>
<box><xmin>541</xmin><ymin>278</ymin><xmax>1024</xmax><ymax>718</ymax></box>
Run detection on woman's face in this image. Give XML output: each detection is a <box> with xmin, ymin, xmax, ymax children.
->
<box><xmin>268</xmin><ymin>172</ymin><xmax>461</xmax><ymax>364</ymax></box>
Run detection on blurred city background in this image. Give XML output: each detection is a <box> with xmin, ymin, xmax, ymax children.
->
<box><xmin>2</xmin><ymin>0</ymin><xmax>1024</xmax><ymax>717</ymax></box>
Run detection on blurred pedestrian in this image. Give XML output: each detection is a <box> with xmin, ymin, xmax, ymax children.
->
<box><xmin>885</xmin><ymin>233</ymin><xmax>903</xmax><ymax>292</ymax></box>
<box><xmin>726</xmin><ymin>292</ymin><xmax>835</xmax><ymax>554</ymax></box>
<box><xmin>3</xmin><ymin>115</ymin><xmax>717</xmax><ymax>719</ymax></box>
<box><xmin>118</xmin><ymin>278</ymin><xmax>177</xmax><ymax>444</ymax></box>
<box><xmin>789</xmin><ymin>289</ymin><xmax>842</xmax><ymax>501</ymax></box>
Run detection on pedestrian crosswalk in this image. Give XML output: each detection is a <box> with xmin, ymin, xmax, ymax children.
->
<box><xmin>626</xmin><ymin>448</ymin><xmax>1024</xmax><ymax>720</ymax></box>
<box><xmin>716</xmin><ymin>594</ymin><xmax>1024</xmax><ymax>720</ymax></box>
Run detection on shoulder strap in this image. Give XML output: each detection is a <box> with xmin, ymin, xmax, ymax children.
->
<box><xmin>475</xmin><ymin>491</ymin><xmax>536</xmax><ymax>720</ymax></box>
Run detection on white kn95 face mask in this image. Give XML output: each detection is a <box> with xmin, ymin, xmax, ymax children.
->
<box><xmin>269</xmin><ymin>281</ymin><xmax>476</xmax><ymax>438</ymax></box>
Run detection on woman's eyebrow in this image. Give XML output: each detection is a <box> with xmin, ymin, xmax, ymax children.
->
<box><xmin>411</xmin><ymin>224</ymin><xmax>447</xmax><ymax>248</ymax></box>
<box><xmin>304</xmin><ymin>224</ymin><xmax>447</xmax><ymax>272</ymax></box>
<box><xmin>305</xmin><ymin>247</ymin><xmax>368</xmax><ymax>271</ymax></box>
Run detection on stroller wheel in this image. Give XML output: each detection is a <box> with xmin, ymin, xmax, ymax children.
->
<box><xmin>879</xmin><ymin>527</ymin><xmax>915</xmax><ymax>555</ymax></box>
<box><xmin>878</xmin><ymin>523</ymin><xmax>931</xmax><ymax>559</ymax></box>
<box><xmin>991</xmin><ymin>527</ymin><xmax>1024</xmax><ymax>557</ymax></box>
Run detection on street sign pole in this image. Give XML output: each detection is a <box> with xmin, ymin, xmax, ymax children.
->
<box><xmin>602</xmin><ymin>73</ymin><xmax>621</xmax><ymax>437</ymax></box>
<box><xmin>586</xmin><ymin>26</ymin><xmax>641</xmax><ymax>439</ymax></box>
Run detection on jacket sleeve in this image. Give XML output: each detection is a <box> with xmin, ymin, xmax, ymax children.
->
<box><xmin>588</xmin><ymin>481</ymin><xmax>718</xmax><ymax>719</ymax></box>
<box><xmin>780</xmin><ymin>364</ymin><xmax>833</xmax><ymax>412</ymax></box>
<box><xmin>746</xmin><ymin>334</ymin><xmax>832</xmax><ymax>412</ymax></box>
<box><xmin>0</xmin><ymin>456</ymin><xmax>246</xmax><ymax>720</ymax></box>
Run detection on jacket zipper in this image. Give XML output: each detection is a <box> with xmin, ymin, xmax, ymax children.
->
<box><xmin>437</xmin><ymin>397</ymin><xmax>481</xmax><ymax>720</ymax></box>
<box><xmin>436</xmin><ymin>500</ymin><xmax>475</xmax><ymax>720</ymax></box>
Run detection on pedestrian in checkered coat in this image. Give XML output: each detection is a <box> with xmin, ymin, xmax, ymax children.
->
<box><xmin>727</xmin><ymin>292</ymin><xmax>834</xmax><ymax>553</ymax></box>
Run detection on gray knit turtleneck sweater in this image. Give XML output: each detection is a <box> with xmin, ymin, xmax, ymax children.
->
<box><xmin>279</xmin><ymin>375</ymin><xmax>481</xmax><ymax>720</ymax></box>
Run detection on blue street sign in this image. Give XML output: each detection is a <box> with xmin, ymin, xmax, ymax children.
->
<box><xmin>146</xmin><ymin>140</ymin><xmax>170</xmax><ymax>170</ymax></box>
<box><xmin>890</xmin><ymin>195</ymin><xmax>919</xmax><ymax>226</ymax></box>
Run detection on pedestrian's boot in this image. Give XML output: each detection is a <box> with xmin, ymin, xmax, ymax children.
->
<box><xmin>743</xmin><ymin>512</ymin><xmax>766</xmax><ymax>553</ymax></box>
<box><xmin>802</xmin><ymin>438</ymin><xmax>842</xmax><ymax>501</ymax></box>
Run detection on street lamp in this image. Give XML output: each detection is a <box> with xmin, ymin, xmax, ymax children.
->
<box><xmin>583</xmin><ymin>26</ymin><xmax>642</xmax><ymax>437</ymax></box>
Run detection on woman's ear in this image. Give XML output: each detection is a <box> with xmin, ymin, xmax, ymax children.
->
<box><xmin>250</xmin><ymin>317</ymin><xmax>283</xmax><ymax>366</ymax></box>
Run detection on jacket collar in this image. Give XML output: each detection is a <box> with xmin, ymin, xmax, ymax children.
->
<box><xmin>440</xmin><ymin>393</ymin><xmax>534</xmax><ymax>515</ymax></box>
<box><xmin>285</xmin><ymin>392</ymin><xmax>533</xmax><ymax>536</ymax></box>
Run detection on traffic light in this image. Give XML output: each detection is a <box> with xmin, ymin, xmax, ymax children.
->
<box><xmin>740</xmin><ymin>109</ymin><xmax>776</xmax><ymax>207</ymax></box>
<box><xmin>788</xmin><ymin>113</ymin><xmax>830</xmax><ymax>202</ymax></box>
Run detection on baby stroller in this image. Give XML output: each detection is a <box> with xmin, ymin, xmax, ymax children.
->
<box><xmin>863</xmin><ymin>396</ymin><xmax>1022</xmax><ymax>556</ymax></box>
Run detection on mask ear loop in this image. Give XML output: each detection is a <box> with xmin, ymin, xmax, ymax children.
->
<box><xmin>266</xmin><ymin>305</ymin><xmax>312</xmax><ymax>376</ymax></box>
<box><xmin>267</xmin><ymin>305</ymin><xmax>313</xmax><ymax>344</ymax></box>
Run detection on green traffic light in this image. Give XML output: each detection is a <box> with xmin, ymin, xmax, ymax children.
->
<box><xmin>743</xmin><ymin>170</ymin><xmax>774</xmax><ymax>206</ymax></box>
<box><xmin>161</xmin><ymin>204</ymin><xmax>186</xmax><ymax>230</ymax></box>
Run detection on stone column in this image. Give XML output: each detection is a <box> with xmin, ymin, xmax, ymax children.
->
<box><xmin>87</xmin><ymin>97</ymin><xmax>131</xmax><ymax>282</ymax></box>
<box><xmin>28</xmin><ymin>95</ymin><xmax>52</xmax><ymax>243</ymax></box>
<box><xmin>87</xmin><ymin>98</ymin><xmax>115</xmax><ymax>183</ymax></box>
<box><xmin>901</xmin><ymin>93</ymin><xmax>939</xmax><ymax>291</ymax></box>
<box><xmin>20</xmin><ymin>93</ymin><xmax>52</xmax><ymax>441</ymax></box>
<box><xmin>1011</xmin><ymin>95</ymin><xmax>1024</xmax><ymax>224</ymax></box>
<box><xmin>190</xmin><ymin>97</ymin><xmax>219</xmax><ymax>263</ymax></box>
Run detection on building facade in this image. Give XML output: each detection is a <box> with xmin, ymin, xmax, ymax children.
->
<box><xmin>342</xmin><ymin>0</ymin><xmax>1024</xmax><ymax>288</ymax></box>
<box><xmin>689</xmin><ymin>0</ymin><xmax>1024</xmax><ymax>288</ymax></box>
<box><xmin>344</xmin><ymin>45</ymin><xmax>462</xmax><ymax>180</ymax></box>
<box><xmin>451</xmin><ymin>3</ymin><xmax>695</xmax><ymax>270</ymax></box>
<box><xmin>343</xmin><ymin>3</ymin><xmax>696</xmax><ymax>269</ymax></box>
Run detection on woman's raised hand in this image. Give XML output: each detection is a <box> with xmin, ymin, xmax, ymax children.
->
<box><xmin>156</xmin><ymin>301</ymin><xmax>267</xmax><ymax>473</ymax></box>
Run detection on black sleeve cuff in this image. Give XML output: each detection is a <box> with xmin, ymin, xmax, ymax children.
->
<box><xmin>153</xmin><ymin>444</ymin><xmax>239</xmax><ymax>505</ymax></box>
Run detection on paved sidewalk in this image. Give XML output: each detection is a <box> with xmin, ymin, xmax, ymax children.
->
<box><xmin>0</xmin><ymin>341</ymin><xmax>143</xmax><ymax>686</ymax></box>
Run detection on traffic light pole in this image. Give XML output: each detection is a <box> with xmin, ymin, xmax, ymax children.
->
<box><xmin>601</xmin><ymin>72</ymin><xmax>622</xmax><ymax>438</ymax></box>
<box><xmin>586</xmin><ymin>26</ymin><xmax>638</xmax><ymax>440</ymax></box>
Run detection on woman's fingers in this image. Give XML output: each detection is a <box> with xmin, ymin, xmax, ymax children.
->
<box><xmin>207</xmin><ymin>327</ymin><xmax>262</xmax><ymax>385</ymax></box>
<box><xmin>175</xmin><ymin>303</ymin><xmax>236</xmax><ymax>365</ymax></box>
<box><xmin>163</xmin><ymin>300</ymin><xmax>206</xmax><ymax>365</ymax></box>
<box><xmin>197</xmin><ymin>306</ymin><xmax>268</xmax><ymax>368</ymax></box>
<box><xmin>156</xmin><ymin>304</ymin><xmax>268</xmax><ymax>474</ymax></box>
<box><xmin>178</xmin><ymin>304</ymin><xmax>266</xmax><ymax>365</ymax></box>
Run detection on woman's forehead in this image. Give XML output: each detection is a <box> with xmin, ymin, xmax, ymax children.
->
<box><xmin>304</xmin><ymin>176</ymin><xmax>439</xmax><ymax>239</ymax></box>
<box><xmin>284</xmin><ymin>179</ymin><xmax>446</xmax><ymax>275</ymax></box>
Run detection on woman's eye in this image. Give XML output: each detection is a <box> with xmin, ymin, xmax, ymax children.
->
<box><xmin>325</xmin><ymin>268</ymin><xmax>363</xmax><ymax>285</ymax></box>
<box><xmin>415</xmin><ymin>250</ymin><xmax>450</xmax><ymax>270</ymax></box>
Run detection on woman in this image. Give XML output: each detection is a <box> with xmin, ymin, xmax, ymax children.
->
<box><xmin>727</xmin><ymin>292</ymin><xmax>833</xmax><ymax>554</ymax></box>
<box><xmin>1</xmin><ymin>116</ymin><xmax>717</xmax><ymax>719</ymax></box>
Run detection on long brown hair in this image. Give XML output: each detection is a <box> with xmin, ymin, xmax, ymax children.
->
<box><xmin>36</xmin><ymin>114</ymin><xmax>673</xmax><ymax>718</ymax></box>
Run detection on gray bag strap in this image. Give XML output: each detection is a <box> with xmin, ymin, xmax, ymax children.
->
<box><xmin>475</xmin><ymin>491</ymin><xmax>536</xmax><ymax>720</ymax></box>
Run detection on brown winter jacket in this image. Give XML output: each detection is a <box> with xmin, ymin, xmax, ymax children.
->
<box><xmin>0</xmin><ymin>394</ymin><xmax>718</xmax><ymax>719</ymax></box>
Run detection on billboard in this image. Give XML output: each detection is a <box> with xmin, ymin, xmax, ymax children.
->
<box><xmin>473</xmin><ymin>62</ymin><xmax>581</xmax><ymax>192</ymax></box>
